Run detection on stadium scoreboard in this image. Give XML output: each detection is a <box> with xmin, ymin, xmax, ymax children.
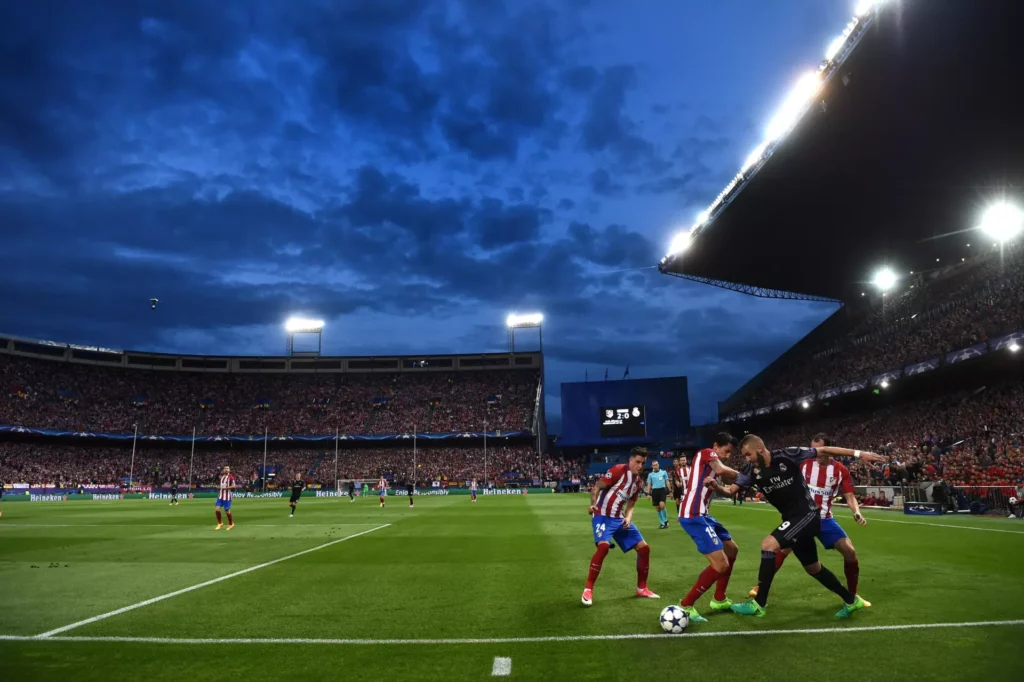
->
<box><xmin>599</xmin><ymin>405</ymin><xmax>647</xmax><ymax>438</ymax></box>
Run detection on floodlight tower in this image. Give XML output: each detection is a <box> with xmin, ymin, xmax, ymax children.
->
<box><xmin>285</xmin><ymin>317</ymin><xmax>324</xmax><ymax>357</ymax></box>
<box><xmin>506</xmin><ymin>312</ymin><xmax>543</xmax><ymax>353</ymax></box>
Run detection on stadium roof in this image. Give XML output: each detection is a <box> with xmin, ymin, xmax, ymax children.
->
<box><xmin>659</xmin><ymin>0</ymin><xmax>1024</xmax><ymax>303</ymax></box>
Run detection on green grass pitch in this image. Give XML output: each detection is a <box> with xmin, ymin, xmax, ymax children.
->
<box><xmin>1</xmin><ymin>494</ymin><xmax>1022</xmax><ymax>681</ymax></box>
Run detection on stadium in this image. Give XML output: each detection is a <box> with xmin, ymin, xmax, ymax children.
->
<box><xmin>3</xmin><ymin>1</ymin><xmax>1024</xmax><ymax>680</ymax></box>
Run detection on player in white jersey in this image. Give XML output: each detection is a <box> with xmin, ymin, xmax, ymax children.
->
<box><xmin>748</xmin><ymin>434</ymin><xmax>881</xmax><ymax>606</ymax></box>
<box><xmin>581</xmin><ymin>447</ymin><xmax>659</xmax><ymax>606</ymax></box>
<box><xmin>214</xmin><ymin>466</ymin><xmax>236</xmax><ymax>531</ymax></box>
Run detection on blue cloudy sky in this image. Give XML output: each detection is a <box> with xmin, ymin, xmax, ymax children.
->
<box><xmin>0</xmin><ymin>0</ymin><xmax>856</xmax><ymax>427</ymax></box>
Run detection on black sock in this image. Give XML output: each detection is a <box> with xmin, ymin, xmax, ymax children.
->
<box><xmin>290</xmin><ymin>504</ymin><xmax>295</xmax><ymax>514</ymax></box>
<box><xmin>811</xmin><ymin>566</ymin><xmax>855</xmax><ymax>604</ymax></box>
<box><xmin>755</xmin><ymin>551</ymin><xmax>777</xmax><ymax>607</ymax></box>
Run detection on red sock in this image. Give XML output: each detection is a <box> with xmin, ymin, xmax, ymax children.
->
<box><xmin>226</xmin><ymin>512</ymin><xmax>233</xmax><ymax>525</ymax></box>
<box><xmin>635</xmin><ymin>544</ymin><xmax>650</xmax><ymax>590</ymax></box>
<box><xmin>681</xmin><ymin>565</ymin><xmax>721</xmax><ymax>606</ymax></box>
<box><xmin>775</xmin><ymin>552</ymin><xmax>787</xmax><ymax>571</ymax></box>
<box><xmin>845</xmin><ymin>560</ymin><xmax>859</xmax><ymax>595</ymax></box>
<box><xmin>585</xmin><ymin>544</ymin><xmax>610</xmax><ymax>590</ymax></box>
<box><xmin>714</xmin><ymin>556</ymin><xmax>735</xmax><ymax>601</ymax></box>
<box><xmin>216</xmin><ymin>510</ymin><xmax>222</xmax><ymax>523</ymax></box>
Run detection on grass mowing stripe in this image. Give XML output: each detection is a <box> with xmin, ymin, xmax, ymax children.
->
<box><xmin>33</xmin><ymin>523</ymin><xmax>390</xmax><ymax>639</ymax></box>
<box><xmin>731</xmin><ymin>503</ymin><xmax>1024</xmax><ymax>534</ymax></box>
<box><xmin>4</xmin><ymin>620</ymin><xmax>1023</xmax><ymax>645</ymax></box>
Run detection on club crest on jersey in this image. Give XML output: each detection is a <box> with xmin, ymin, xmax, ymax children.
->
<box><xmin>826</xmin><ymin>476</ymin><xmax>836</xmax><ymax>486</ymax></box>
<box><xmin>779</xmin><ymin>463</ymin><xmax>787</xmax><ymax>472</ymax></box>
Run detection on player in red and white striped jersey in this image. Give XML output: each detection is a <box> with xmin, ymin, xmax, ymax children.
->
<box><xmin>749</xmin><ymin>434</ymin><xmax>878</xmax><ymax>606</ymax></box>
<box><xmin>676</xmin><ymin>433</ymin><xmax>744</xmax><ymax>623</ymax></box>
<box><xmin>581</xmin><ymin>447</ymin><xmax>658</xmax><ymax>606</ymax></box>
<box><xmin>671</xmin><ymin>455</ymin><xmax>688</xmax><ymax>513</ymax></box>
<box><xmin>377</xmin><ymin>476</ymin><xmax>388</xmax><ymax>508</ymax></box>
<box><xmin>214</xmin><ymin>466</ymin><xmax>236</xmax><ymax>531</ymax></box>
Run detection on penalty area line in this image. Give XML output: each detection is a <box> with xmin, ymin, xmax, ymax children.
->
<box><xmin>31</xmin><ymin>524</ymin><xmax>391</xmax><ymax>639</ymax></box>
<box><xmin>5</xmin><ymin>619</ymin><xmax>1022</xmax><ymax>645</ymax></box>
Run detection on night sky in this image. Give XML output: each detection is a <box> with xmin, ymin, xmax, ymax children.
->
<box><xmin>0</xmin><ymin>0</ymin><xmax>853</xmax><ymax>428</ymax></box>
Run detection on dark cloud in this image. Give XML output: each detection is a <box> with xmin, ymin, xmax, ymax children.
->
<box><xmin>589</xmin><ymin>169</ymin><xmax>625</xmax><ymax>197</ymax></box>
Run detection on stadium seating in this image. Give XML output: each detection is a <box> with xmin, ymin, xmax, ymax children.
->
<box><xmin>739</xmin><ymin>382</ymin><xmax>1024</xmax><ymax>489</ymax></box>
<box><xmin>0</xmin><ymin>355</ymin><xmax>538</xmax><ymax>436</ymax></box>
<box><xmin>0</xmin><ymin>443</ymin><xmax>585</xmax><ymax>487</ymax></box>
<box><xmin>732</xmin><ymin>243</ymin><xmax>1024</xmax><ymax>412</ymax></box>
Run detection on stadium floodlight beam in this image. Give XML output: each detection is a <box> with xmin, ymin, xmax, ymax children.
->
<box><xmin>1010</xmin><ymin>343</ymin><xmax>1021</xmax><ymax>353</ymax></box>
<box><xmin>978</xmin><ymin>201</ymin><xmax>1024</xmax><ymax>244</ymax></box>
<box><xmin>854</xmin><ymin>0</ymin><xmax>885</xmax><ymax>19</ymax></box>
<box><xmin>666</xmin><ymin>231</ymin><xmax>692</xmax><ymax>258</ymax></box>
<box><xmin>285</xmin><ymin>316</ymin><xmax>324</xmax><ymax>357</ymax></box>
<box><xmin>285</xmin><ymin>317</ymin><xmax>325</xmax><ymax>333</ymax></box>
<box><xmin>507</xmin><ymin>312</ymin><xmax>543</xmax><ymax>353</ymax></box>
<box><xmin>873</xmin><ymin>267</ymin><xmax>897</xmax><ymax>292</ymax></box>
<box><xmin>765</xmin><ymin>71</ymin><xmax>822</xmax><ymax>142</ymax></box>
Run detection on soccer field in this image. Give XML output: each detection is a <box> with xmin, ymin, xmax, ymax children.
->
<box><xmin>1</xmin><ymin>494</ymin><xmax>1022</xmax><ymax>681</ymax></box>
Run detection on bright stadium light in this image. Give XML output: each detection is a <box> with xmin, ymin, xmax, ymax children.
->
<box><xmin>855</xmin><ymin>0</ymin><xmax>886</xmax><ymax>19</ymax></box>
<box><xmin>285</xmin><ymin>317</ymin><xmax>324</xmax><ymax>333</ymax></box>
<box><xmin>873</xmin><ymin>267</ymin><xmax>897</xmax><ymax>291</ymax></box>
<box><xmin>800</xmin><ymin>400</ymin><xmax>810</xmax><ymax>409</ymax></box>
<box><xmin>765</xmin><ymin>71</ymin><xmax>822</xmax><ymax>142</ymax></box>
<box><xmin>978</xmin><ymin>201</ymin><xmax>1024</xmax><ymax>243</ymax></box>
<box><xmin>825</xmin><ymin>35</ymin><xmax>847</xmax><ymax>62</ymax></box>
<box><xmin>1010</xmin><ymin>343</ymin><xmax>1021</xmax><ymax>353</ymax></box>
<box><xmin>506</xmin><ymin>312</ymin><xmax>543</xmax><ymax>328</ymax></box>
<box><xmin>741</xmin><ymin>142</ymin><xmax>769</xmax><ymax>174</ymax></box>
<box><xmin>667</xmin><ymin>231</ymin><xmax>692</xmax><ymax>257</ymax></box>
<box><xmin>880</xmin><ymin>379</ymin><xmax>890</xmax><ymax>389</ymax></box>
<box><xmin>696</xmin><ymin>209</ymin><xmax>711</xmax><ymax>225</ymax></box>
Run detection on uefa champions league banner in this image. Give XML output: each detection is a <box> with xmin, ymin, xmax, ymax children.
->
<box><xmin>0</xmin><ymin>425</ymin><xmax>531</xmax><ymax>442</ymax></box>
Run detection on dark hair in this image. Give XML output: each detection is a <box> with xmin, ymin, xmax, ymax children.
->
<box><xmin>812</xmin><ymin>433</ymin><xmax>832</xmax><ymax>446</ymax></box>
<box><xmin>713</xmin><ymin>432</ymin><xmax>736</xmax><ymax>447</ymax></box>
<box><xmin>630</xmin><ymin>446</ymin><xmax>648</xmax><ymax>458</ymax></box>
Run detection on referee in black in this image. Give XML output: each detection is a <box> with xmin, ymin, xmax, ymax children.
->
<box><xmin>169</xmin><ymin>478</ymin><xmax>179</xmax><ymax>506</ymax></box>
<box><xmin>288</xmin><ymin>473</ymin><xmax>306</xmax><ymax>518</ymax></box>
<box><xmin>406</xmin><ymin>480</ymin><xmax>415</xmax><ymax>508</ymax></box>
<box><xmin>710</xmin><ymin>434</ymin><xmax>883</xmax><ymax>619</ymax></box>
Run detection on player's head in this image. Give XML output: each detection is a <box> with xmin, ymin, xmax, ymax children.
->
<box><xmin>628</xmin><ymin>447</ymin><xmax>648</xmax><ymax>475</ymax></box>
<box><xmin>712</xmin><ymin>432</ymin><xmax>736</xmax><ymax>458</ymax></box>
<box><xmin>295</xmin><ymin>472</ymin><xmax>302</xmax><ymax>480</ymax></box>
<box><xmin>651</xmin><ymin>460</ymin><xmax>660</xmax><ymax>471</ymax></box>
<box><xmin>222</xmin><ymin>466</ymin><xmax>230</xmax><ymax>475</ymax></box>
<box><xmin>739</xmin><ymin>434</ymin><xmax>768</xmax><ymax>467</ymax></box>
<box><xmin>811</xmin><ymin>433</ymin><xmax>831</xmax><ymax>448</ymax></box>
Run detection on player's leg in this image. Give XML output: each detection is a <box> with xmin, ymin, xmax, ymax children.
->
<box><xmin>214</xmin><ymin>501</ymin><xmax>223</xmax><ymax>530</ymax></box>
<box><xmin>749</xmin><ymin>547</ymin><xmax>791</xmax><ymax>597</ymax></box>
<box><xmin>678</xmin><ymin>517</ymin><xmax>729</xmax><ymax>622</ymax></box>
<box><xmin>224</xmin><ymin>500</ymin><xmax>234</xmax><ymax>529</ymax></box>
<box><xmin>614</xmin><ymin>524</ymin><xmax>657</xmax><ymax>598</ymax></box>
<box><xmin>793</xmin><ymin>531</ymin><xmax>863</xmax><ymax>616</ymax></box>
<box><xmin>583</xmin><ymin>515</ymin><xmax>617</xmax><ymax>606</ymax></box>
<box><xmin>733</xmin><ymin>526</ymin><xmax>789</xmax><ymax>616</ymax></box>
<box><xmin>833</xmin><ymin>536</ymin><xmax>868</xmax><ymax>605</ymax></box>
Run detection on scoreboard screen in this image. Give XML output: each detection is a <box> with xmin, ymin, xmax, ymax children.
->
<box><xmin>599</xmin><ymin>405</ymin><xmax>647</xmax><ymax>438</ymax></box>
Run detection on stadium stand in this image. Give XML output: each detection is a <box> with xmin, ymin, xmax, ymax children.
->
<box><xmin>0</xmin><ymin>354</ymin><xmax>538</xmax><ymax>436</ymax></box>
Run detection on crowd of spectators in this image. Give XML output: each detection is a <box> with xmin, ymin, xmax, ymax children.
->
<box><xmin>1</xmin><ymin>358</ymin><xmax>538</xmax><ymax>436</ymax></box>
<box><xmin>0</xmin><ymin>443</ymin><xmax>585</xmax><ymax>488</ymax></box>
<box><xmin>745</xmin><ymin>381</ymin><xmax>1024</xmax><ymax>490</ymax></box>
<box><xmin>736</xmin><ymin>243</ymin><xmax>1024</xmax><ymax>411</ymax></box>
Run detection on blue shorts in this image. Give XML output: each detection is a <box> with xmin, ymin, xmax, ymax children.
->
<box><xmin>214</xmin><ymin>498</ymin><xmax>232</xmax><ymax>511</ymax></box>
<box><xmin>818</xmin><ymin>517</ymin><xmax>848</xmax><ymax>550</ymax></box>
<box><xmin>679</xmin><ymin>514</ymin><xmax>732</xmax><ymax>555</ymax></box>
<box><xmin>592</xmin><ymin>515</ymin><xmax>645</xmax><ymax>553</ymax></box>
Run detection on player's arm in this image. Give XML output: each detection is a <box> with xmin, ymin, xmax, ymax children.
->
<box><xmin>622</xmin><ymin>497</ymin><xmax>637</xmax><ymax>528</ymax></box>
<box><xmin>588</xmin><ymin>477</ymin><xmax>609</xmax><ymax>515</ymax></box>
<box><xmin>706</xmin><ymin>479</ymin><xmax>740</xmax><ymax>496</ymax></box>
<box><xmin>708</xmin><ymin>459</ymin><xmax>740</xmax><ymax>482</ymax></box>
<box><xmin>818</xmin><ymin>446</ymin><xmax>886</xmax><ymax>464</ymax></box>
<box><xmin>844</xmin><ymin>490</ymin><xmax>867</xmax><ymax>526</ymax></box>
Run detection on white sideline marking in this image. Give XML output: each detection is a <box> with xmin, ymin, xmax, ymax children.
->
<box><xmin>491</xmin><ymin>657</ymin><xmax>512</xmax><ymax>676</ymax></box>
<box><xmin>32</xmin><ymin>524</ymin><xmax>390</xmax><ymax>639</ymax></box>
<box><xmin>729</xmin><ymin>504</ymin><xmax>1024</xmax><ymax>535</ymax></box>
<box><xmin>3</xmin><ymin>620</ymin><xmax>1021</xmax><ymax>645</ymax></box>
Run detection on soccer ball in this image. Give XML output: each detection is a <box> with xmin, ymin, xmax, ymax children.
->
<box><xmin>1010</xmin><ymin>497</ymin><xmax>1018</xmax><ymax>507</ymax></box>
<box><xmin>659</xmin><ymin>605</ymin><xmax>688</xmax><ymax>634</ymax></box>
